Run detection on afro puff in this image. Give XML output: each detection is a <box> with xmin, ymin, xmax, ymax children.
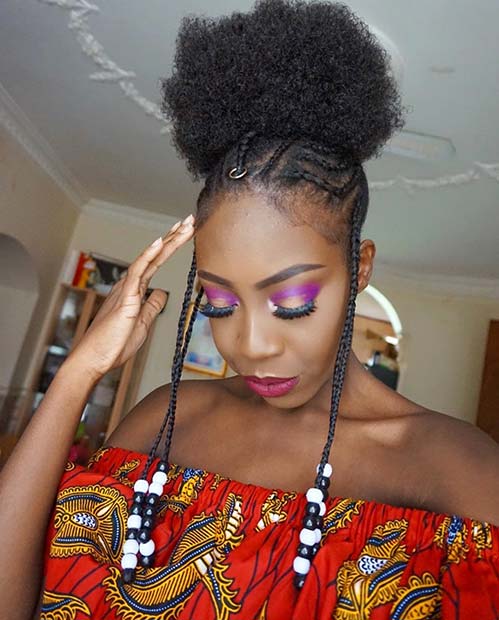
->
<box><xmin>161</xmin><ymin>0</ymin><xmax>405</xmax><ymax>179</ymax></box>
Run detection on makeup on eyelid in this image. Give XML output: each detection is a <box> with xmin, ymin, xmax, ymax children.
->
<box><xmin>269</xmin><ymin>283</ymin><xmax>321</xmax><ymax>305</ymax></box>
<box><xmin>203</xmin><ymin>286</ymin><xmax>239</xmax><ymax>306</ymax></box>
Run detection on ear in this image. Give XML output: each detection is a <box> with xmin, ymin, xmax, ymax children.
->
<box><xmin>357</xmin><ymin>239</ymin><xmax>376</xmax><ymax>294</ymax></box>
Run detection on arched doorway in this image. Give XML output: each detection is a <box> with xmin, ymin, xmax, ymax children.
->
<box><xmin>353</xmin><ymin>285</ymin><xmax>404</xmax><ymax>391</ymax></box>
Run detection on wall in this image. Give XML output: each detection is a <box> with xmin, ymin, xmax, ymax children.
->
<box><xmin>0</xmin><ymin>125</ymin><xmax>79</xmax><ymax>390</ymax></box>
<box><xmin>371</xmin><ymin>273</ymin><xmax>499</xmax><ymax>425</ymax></box>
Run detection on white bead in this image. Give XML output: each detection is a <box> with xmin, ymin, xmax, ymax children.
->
<box><xmin>140</xmin><ymin>539</ymin><xmax>155</xmax><ymax>557</ymax></box>
<box><xmin>152</xmin><ymin>471</ymin><xmax>167</xmax><ymax>485</ymax></box>
<box><xmin>123</xmin><ymin>539</ymin><xmax>139</xmax><ymax>555</ymax></box>
<box><xmin>319</xmin><ymin>502</ymin><xmax>326</xmax><ymax>517</ymax></box>
<box><xmin>121</xmin><ymin>553</ymin><xmax>137</xmax><ymax>569</ymax></box>
<box><xmin>133</xmin><ymin>479</ymin><xmax>149</xmax><ymax>494</ymax></box>
<box><xmin>148</xmin><ymin>482</ymin><xmax>164</xmax><ymax>497</ymax></box>
<box><xmin>316</xmin><ymin>463</ymin><xmax>333</xmax><ymax>478</ymax></box>
<box><xmin>314</xmin><ymin>528</ymin><xmax>322</xmax><ymax>544</ymax></box>
<box><xmin>306</xmin><ymin>488</ymin><xmax>323</xmax><ymax>504</ymax></box>
<box><xmin>299</xmin><ymin>528</ymin><xmax>316</xmax><ymax>546</ymax></box>
<box><xmin>293</xmin><ymin>556</ymin><xmax>311</xmax><ymax>575</ymax></box>
<box><xmin>127</xmin><ymin>515</ymin><xmax>142</xmax><ymax>530</ymax></box>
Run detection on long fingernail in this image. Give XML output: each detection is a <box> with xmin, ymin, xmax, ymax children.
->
<box><xmin>151</xmin><ymin>237</ymin><xmax>163</xmax><ymax>247</ymax></box>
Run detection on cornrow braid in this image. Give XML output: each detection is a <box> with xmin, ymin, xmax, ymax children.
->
<box><xmin>292</xmin><ymin>168</ymin><xmax>367</xmax><ymax>589</ymax></box>
<box><xmin>281</xmin><ymin>167</ymin><xmax>358</xmax><ymax>200</ymax></box>
<box><xmin>140</xmin><ymin>253</ymin><xmax>199</xmax><ymax>477</ymax></box>
<box><xmin>295</xmin><ymin>147</ymin><xmax>354</xmax><ymax>176</ymax></box>
<box><xmin>257</xmin><ymin>138</ymin><xmax>295</xmax><ymax>179</ymax></box>
<box><xmin>121</xmin><ymin>252</ymin><xmax>201</xmax><ymax>581</ymax></box>
<box><xmin>229</xmin><ymin>130</ymin><xmax>257</xmax><ymax>179</ymax></box>
<box><xmin>317</xmin><ymin>174</ymin><xmax>366</xmax><ymax>479</ymax></box>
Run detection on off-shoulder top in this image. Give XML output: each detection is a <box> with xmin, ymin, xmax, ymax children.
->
<box><xmin>41</xmin><ymin>445</ymin><xmax>499</xmax><ymax>619</ymax></box>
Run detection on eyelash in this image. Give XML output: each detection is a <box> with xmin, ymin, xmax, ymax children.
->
<box><xmin>199</xmin><ymin>299</ymin><xmax>317</xmax><ymax>320</ymax></box>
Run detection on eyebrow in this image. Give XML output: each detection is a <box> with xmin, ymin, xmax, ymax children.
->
<box><xmin>197</xmin><ymin>263</ymin><xmax>326</xmax><ymax>290</ymax></box>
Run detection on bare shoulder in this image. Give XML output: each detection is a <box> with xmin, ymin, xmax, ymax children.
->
<box><xmin>105</xmin><ymin>377</ymin><xmax>230</xmax><ymax>454</ymax></box>
<box><xmin>414</xmin><ymin>409</ymin><xmax>499</xmax><ymax>524</ymax></box>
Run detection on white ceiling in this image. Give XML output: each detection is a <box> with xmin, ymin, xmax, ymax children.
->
<box><xmin>1</xmin><ymin>0</ymin><xmax>498</xmax><ymax>281</ymax></box>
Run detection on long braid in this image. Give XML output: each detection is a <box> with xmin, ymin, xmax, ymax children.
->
<box><xmin>140</xmin><ymin>252</ymin><xmax>198</xmax><ymax>477</ymax></box>
<box><xmin>162</xmin><ymin>281</ymin><xmax>204</xmax><ymax>464</ymax></box>
<box><xmin>317</xmin><ymin>173</ymin><xmax>367</xmax><ymax>480</ymax></box>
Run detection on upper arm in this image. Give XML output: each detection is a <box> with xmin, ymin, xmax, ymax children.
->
<box><xmin>431</xmin><ymin>415</ymin><xmax>499</xmax><ymax>524</ymax></box>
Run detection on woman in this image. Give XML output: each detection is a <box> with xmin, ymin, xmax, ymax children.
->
<box><xmin>1</xmin><ymin>1</ymin><xmax>498</xmax><ymax>618</ymax></box>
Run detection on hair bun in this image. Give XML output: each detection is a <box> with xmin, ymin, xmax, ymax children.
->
<box><xmin>161</xmin><ymin>0</ymin><xmax>405</xmax><ymax>178</ymax></box>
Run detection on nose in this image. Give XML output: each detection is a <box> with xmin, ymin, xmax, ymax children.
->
<box><xmin>236</xmin><ymin>311</ymin><xmax>284</xmax><ymax>362</ymax></box>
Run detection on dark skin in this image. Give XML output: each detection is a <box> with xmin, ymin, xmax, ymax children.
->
<box><xmin>108</xmin><ymin>189</ymin><xmax>499</xmax><ymax>524</ymax></box>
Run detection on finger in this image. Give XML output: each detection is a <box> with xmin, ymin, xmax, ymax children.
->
<box><xmin>137</xmin><ymin>289</ymin><xmax>168</xmax><ymax>331</ymax></box>
<box><xmin>124</xmin><ymin>218</ymin><xmax>193</xmax><ymax>293</ymax></box>
<box><xmin>141</xmin><ymin>223</ymin><xmax>195</xmax><ymax>283</ymax></box>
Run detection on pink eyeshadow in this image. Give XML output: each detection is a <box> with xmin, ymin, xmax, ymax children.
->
<box><xmin>270</xmin><ymin>283</ymin><xmax>321</xmax><ymax>304</ymax></box>
<box><xmin>204</xmin><ymin>286</ymin><xmax>239</xmax><ymax>306</ymax></box>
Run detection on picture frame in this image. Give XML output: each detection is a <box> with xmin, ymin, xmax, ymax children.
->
<box><xmin>182</xmin><ymin>302</ymin><xmax>228</xmax><ymax>377</ymax></box>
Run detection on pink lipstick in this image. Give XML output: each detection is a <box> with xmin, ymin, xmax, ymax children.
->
<box><xmin>243</xmin><ymin>375</ymin><xmax>299</xmax><ymax>397</ymax></box>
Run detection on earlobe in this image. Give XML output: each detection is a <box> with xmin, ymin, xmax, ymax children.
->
<box><xmin>357</xmin><ymin>239</ymin><xmax>376</xmax><ymax>293</ymax></box>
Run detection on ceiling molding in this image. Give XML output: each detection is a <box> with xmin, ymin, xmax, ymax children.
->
<box><xmin>0</xmin><ymin>81</ymin><xmax>87</xmax><ymax>208</ymax></box>
<box><xmin>373</xmin><ymin>263</ymin><xmax>499</xmax><ymax>300</ymax></box>
<box><xmin>82</xmin><ymin>199</ymin><xmax>179</xmax><ymax>232</ymax></box>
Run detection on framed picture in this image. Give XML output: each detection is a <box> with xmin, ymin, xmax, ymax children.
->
<box><xmin>182</xmin><ymin>302</ymin><xmax>228</xmax><ymax>377</ymax></box>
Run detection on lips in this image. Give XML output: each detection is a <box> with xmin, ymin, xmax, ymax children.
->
<box><xmin>243</xmin><ymin>375</ymin><xmax>299</xmax><ymax>397</ymax></box>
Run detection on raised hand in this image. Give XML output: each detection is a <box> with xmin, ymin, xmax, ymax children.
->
<box><xmin>68</xmin><ymin>214</ymin><xmax>195</xmax><ymax>380</ymax></box>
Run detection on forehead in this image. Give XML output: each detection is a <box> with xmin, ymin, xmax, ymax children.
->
<box><xmin>194</xmin><ymin>191</ymin><xmax>343</xmax><ymax>281</ymax></box>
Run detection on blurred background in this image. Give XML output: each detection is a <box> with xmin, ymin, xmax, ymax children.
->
<box><xmin>1</xmin><ymin>0</ymin><xmax>498</xmax><ymax>465</ymax></box>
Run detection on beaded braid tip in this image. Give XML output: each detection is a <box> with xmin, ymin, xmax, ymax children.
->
<box><xmin>120</xmin><ymin>460</ymin><xmax>170</xmax><ymax>582</ymax></box>
<box><xmin>292</xmin><ymin>462</ymin><xmax>333</xmax><ymax>590</ymax></box>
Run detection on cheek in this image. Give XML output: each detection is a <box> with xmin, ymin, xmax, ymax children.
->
<box><xmin>208</xmin><ymin>320</ymin><xmax>235</xmax><ymax>359</ymax></box>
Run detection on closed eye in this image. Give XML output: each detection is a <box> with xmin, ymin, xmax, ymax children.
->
<box><xmin>199</xmin><ymin>298</ymin><xmax>317</xmax><ymax>320</ymax></box>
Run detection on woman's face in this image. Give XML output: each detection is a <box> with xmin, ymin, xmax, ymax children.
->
<box><xmin>194</xmin><ymin>189</ymin><xmax>371</xmax><ymax>411</ymax></box>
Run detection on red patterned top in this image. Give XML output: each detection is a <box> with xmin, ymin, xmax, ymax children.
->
<box><xmin>41</xmin><ymin>445</ymin><xmax>499</xmax><ymax>619</ymax></box>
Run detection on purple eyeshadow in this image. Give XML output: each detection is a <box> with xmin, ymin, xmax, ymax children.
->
<box><xmin>270</xmin><ymin>283</ymin><xmax>321</xmax><ymax>304</ymax></box>
<box><xmin>204</xmin><ymin>286</ymin><xmax>239</xmax><ymax>306</ymax></box>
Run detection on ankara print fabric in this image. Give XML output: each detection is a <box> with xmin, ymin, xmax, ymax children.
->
<box><xmin>41</xmin><ymin>446</ymin><xmax>499</xmax><ymax>619</ymax></box>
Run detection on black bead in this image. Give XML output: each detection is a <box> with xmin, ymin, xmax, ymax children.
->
<box><xmin>142</xmin><ymin>517</ymin><xmax>154</xmax><ymax>529</ymax></box>
<box><xmin>126</xmin><ymin>529</ymin><xmax>138</xmax><ymax>540</ymax></box>
<box><xmin>302</xmin><ymin>515</ymin><xmax>320</xmax><ymax>530</ymax></box>
<box><xmin>157</xmin><ymin>460</ymin><xmax>168</xmax><ymax>472</ymax></box>
<box><xmin>312</xmin><ymin>543</ymin><xmax>320</xmax><ymax>556</ymax></box>
<box><xmin>138</xmin><ymin>528</ymin><xmax>151</xmax><ymax>543</ymax></box>
<box><xmin>130</xmin><ymin>503</ymin><xmax>142</xmax><ymax>515</ymax></box>
<box><xmin>293</xmin><ymin>573</ymin><xmax>306</xmax><ymax>589</ymax></box>
<box><xmin>146</xmin><ymin>493</ymin><xmax>159</xmax><ymax>507</ymax></box>
<box><xmin>133</xmin><ymin>492</ymin><xmax>145</xmax><ymax>505</ymax></box>
<box><xmin>315</xmin><ymin>475</ymin><xmax>330</xmax><ymax>491</ymax></box>
<box><xmin>305</xmin><ymin>502</ymin><xmax>320</xmax><ymax>516</ymax></box>
<box><xmin>297</xmin><ymin>543</ymin><xmax>314</xmax><ymax>559</ymax></box>
<box><xmin>140</xmin><ymin>554</ymin><xmax>155</xmax><ymax>568</ymax></box>
<box><xmin>122</xmin><ymin>568</ymin><xmax>135</xmax><ymax>584</ymax></box>
<box><xmin>143</xmin><ymin>506</ymin><xmax>155</xmax><ymax>518</ymax></box>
